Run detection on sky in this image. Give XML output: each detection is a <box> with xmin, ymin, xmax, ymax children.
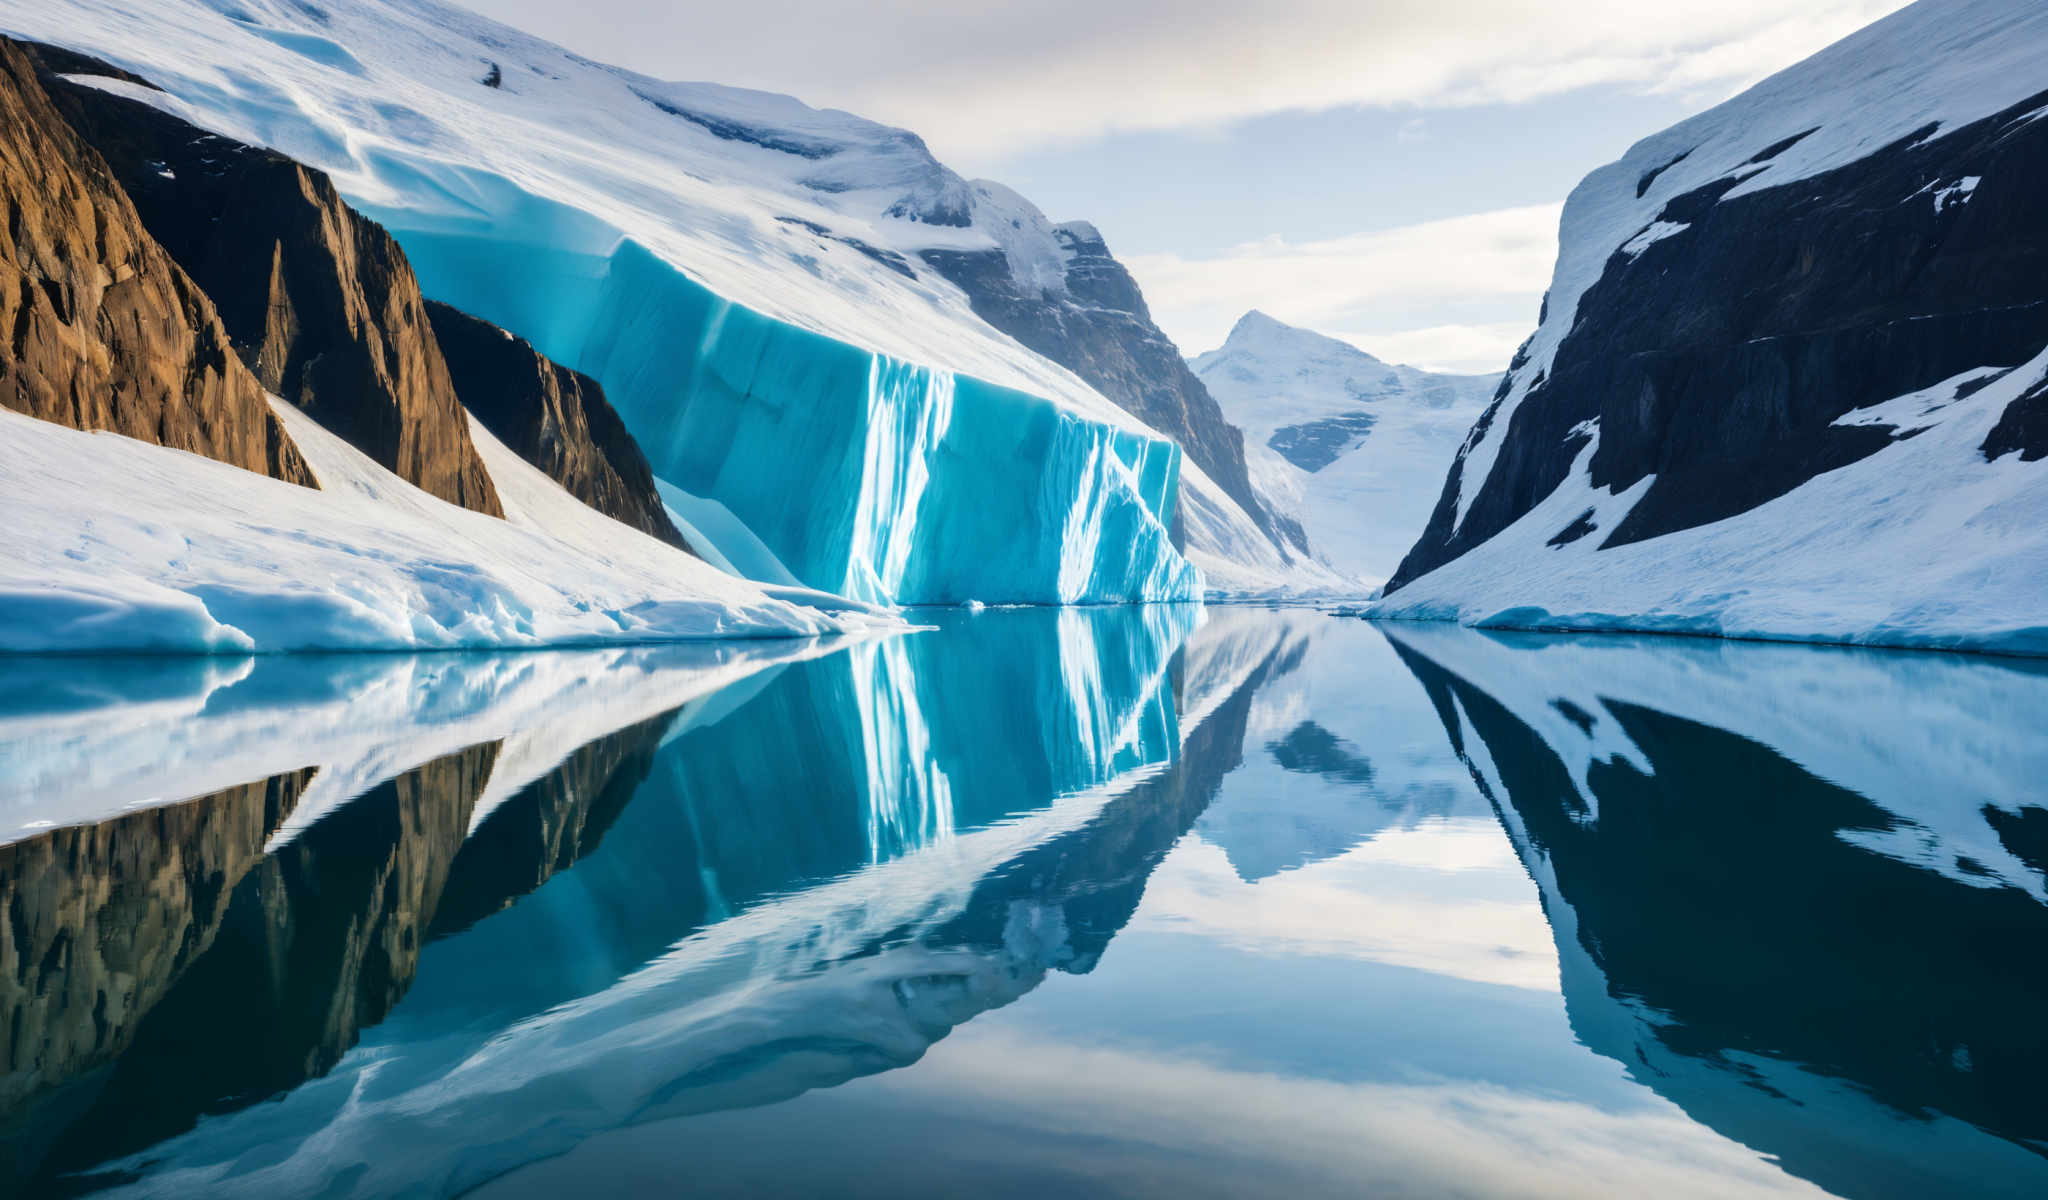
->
<box><xmin>456</xmin><ymin>0</ymin><xmax>1910</xmax><ymax>374</ymax></box>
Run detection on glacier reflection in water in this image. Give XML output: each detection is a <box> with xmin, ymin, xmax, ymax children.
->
<box><xmin>1</xmin><ymin>612</ymin><xmax>2044</xmax><ymax>1199</ymax></box>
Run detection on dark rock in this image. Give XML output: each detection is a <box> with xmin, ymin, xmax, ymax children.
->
<box><xmin>922</xmin><ymin>225</ymin><xmax>1307</xmax><ymax>555</ymax></box>
<box><xmin>0</xmin><ymin>38</ymin><xmax>314</xmax><ymax>487</ymax></box>
<box><xmin>1546</xmin><ymin>508</ymin><xmax>1599</xmax><ymax>547</ymax></box>
<box><xmin>426</xmin><ymin>300</ymin><xmax>689</xmax><ymax>549</ymax></box>
<box><xmin>775</xmin><ymin>215</ymin><xmax>918</xmax><ymax>279</ymax></box>
<box><xmin>1269</xmin><ymin>410</ymin><xmax>1378</xmax><ymax>472</ymax></box>
<box><xmin>1636</xmin><ymin>149</ymin><xmax>1691</xmax><ymax>197</ymax></box>
<box><xmin>480</xmin><ymin>60</ymin><xmax>502</xmax><ymax>89</ymax></box>
<box><xmin>1981</xmin><ymin>373</ymin><xmax>2048</xmax><ymax>462</ymax></box>
<box><xmin>40</xmin><ymin>62</ymin><xmax>504</xmax><ymax>516</ymax></box>
<box><xmin>634</xmin><ymin>88</ymin><xmax>838</xmax><ymax>159</ymax></box>
<box><xmin>1390</xmin><ymin>84</ymin><xmax>2048</xmax><ymax>592</ymax></box>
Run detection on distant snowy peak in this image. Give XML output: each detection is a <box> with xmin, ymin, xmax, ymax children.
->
<box><xmin>1192</xmin><ymin>311</ymin><xmax>1499</xmax><ymax>588</ymax></box>
<box><xmin>1193</xmin><ymin>311</ymin><xmax>1497</xmax><ymax>454</ymax></box>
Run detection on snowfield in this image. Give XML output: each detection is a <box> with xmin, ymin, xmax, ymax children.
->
<box><xmin>0</xmin><ymin>0</ymin><xmax>1282</xmax><ymax>603</ymax></box>
<box><xmin>0</xmin><ymin>398</ymin><xmax>889</xmax><ymax>654</ymax></box>
<box><xmin>1375</xmin><ymin>349</ymin><xmax>2048</xmax><ymax>656</ymax></box>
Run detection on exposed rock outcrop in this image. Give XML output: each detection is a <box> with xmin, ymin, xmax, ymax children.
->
<box><xmin>922</xmin><ymin>222</ymin><xmax>1306</xmax><ymax>555</ymax></box>
<box><xmin>426</xmin><ymin>300</ymin><xmax>688</xmax><ymax>548</ymax></box>
<box><xmin>38</xmin><ymin>56</ymin><xmax>502</xmax><ymax>516</ymax></box>
<box><xmin>0</xmin><ymin>38</ymin><xmax>313</xmax><ymax>486</ymax></box>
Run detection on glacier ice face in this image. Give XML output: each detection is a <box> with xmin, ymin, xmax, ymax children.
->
<box><xmin>387</xmin><ymin>214</ymin><xmax>1197</xmax><ymax>604</ymax></box>
<box><xmin>7</xmin><ymin>0</ymin><xmax>1205</xmax><ymax>606</ymax></box>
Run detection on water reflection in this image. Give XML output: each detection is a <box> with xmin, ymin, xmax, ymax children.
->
<box><xmin>1</xmin><ymin>613</ymin><xmax>2043</xmax><ymax>1198</ymax></box>
<box><xmin>0</xmin><ymin>605</ymin><xmax>1305</xmax><ymax>1196</ymax></box>
<box><xmin>1385</xmin><ymin>624</ymin><xmax>2048</xmax><ymax>1200</ymax></box>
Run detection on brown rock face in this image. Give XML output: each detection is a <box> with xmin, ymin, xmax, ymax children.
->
<box><xmin>427</xmin><ymin>300</ymin><xmax>690</xmax><ymax>549</ymax></box>
<box><xmin>0</xmin><ymin>38</ymin><xmax>313</xmax><ymax>486</ymax></box>
<box><xmin>40</xmin><ymin>59</ymin><xmax>503</xmax><ymax>517</ymax></box>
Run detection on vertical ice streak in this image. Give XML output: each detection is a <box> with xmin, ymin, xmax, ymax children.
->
<box><xmin>844</xmin><ymin>357</ymin><xmax>955</xmax><ymax>605</ymax></box>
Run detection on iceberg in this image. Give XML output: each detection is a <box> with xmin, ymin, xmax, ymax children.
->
<box><xmin>5</xmin><ymin>0</ymin><xmax>1204</xmax><ymax>605</ymax></box>
<box><xmin>384</xmin><ymin>208</ymin><xmax>1196</xmax><ymax>604</ymax></box>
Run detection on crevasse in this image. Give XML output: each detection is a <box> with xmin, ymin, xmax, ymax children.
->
<box><xmin>360</xmin><ymin>174</ymin><xmax>1201</xmax><ymax>605</ymax></box>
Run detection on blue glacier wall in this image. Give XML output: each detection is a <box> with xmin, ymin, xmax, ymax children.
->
<box><xmin>360</xmin><ymin>170</ymin><xmax>1198</xmax><ymax>605</ymax></box>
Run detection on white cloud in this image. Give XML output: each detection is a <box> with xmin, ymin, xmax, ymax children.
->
<box><xmin>1334</xmin><ymin>322</ymin><xmax>1535</xmax><ymax>376</ymax></box>
<box><xmin>458</xmin><ymin>0</ymin><xmax>1909</xmax><ymax>164</ymax></box>
<box><xmin>1126</xmin><ymin>202</ymin><xmax>1561</xmax><ymax>367</ymax></box>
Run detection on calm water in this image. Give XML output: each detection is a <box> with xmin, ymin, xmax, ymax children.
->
<box><xmin>1</xmin><ymin>609</ymin><xmax>2044</xmax><ymax>1199</ymax></box>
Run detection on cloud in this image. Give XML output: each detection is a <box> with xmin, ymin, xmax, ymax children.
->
<box><xmin>1333</xmin><ymin>322</ymin><xmax>1535</xmax><ymax>376</ymax></box>
<box><xmin>1124</xmin><ymin>201</ymin><xmax>1561</xmax><ymax>367</ymax></box>
<box><xmin>458</xmin><ymin>0</ymin><xmax>1909</xmax><ymax>163</ymax></box>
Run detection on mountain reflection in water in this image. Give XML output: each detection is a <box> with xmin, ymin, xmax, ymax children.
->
<box><xmin>0</xmin><ymin>611</ymin><xmax>2043</xmax><ymax>1199</ymax></box>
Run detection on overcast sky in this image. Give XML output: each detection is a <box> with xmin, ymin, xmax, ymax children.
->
<box><xmin>456</xmin><ymin>0</ymin><xmax>1908</xmax><ymax>373</ymax></box>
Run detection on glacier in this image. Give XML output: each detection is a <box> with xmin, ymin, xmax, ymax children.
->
<box><xmin>382</xmin><ymin>206</ymin><xmax>1195</xmax><ymax>604</ymax></box>
<box><xmin>5</xmin><ymin>0</ymin><xmax>1208</xmax><ymax>605</ymax></box>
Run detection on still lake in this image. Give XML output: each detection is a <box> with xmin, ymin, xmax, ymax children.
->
<box><xmin>1</xmin><ymin>608</ymin><xmax>2043</xmax><ymax>1198</ymax></box>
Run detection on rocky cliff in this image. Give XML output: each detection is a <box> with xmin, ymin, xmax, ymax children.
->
<box><xmin>922</xmin><ymin>219</ymin><xmax>1306</xmax><ymax>556</ymax></box>
<box><xmin>0</xmin><ymin>38</ymin><xmax>312</xmax><ymax>486</ymax></box>
<box><xmin>1387</xmin><ymin>2</ymin><xmax>2048</xmax><ymax>599</ymax></box>
<box><xmin>38</xmin><ymin>55</ymin><xmax>503</xmax><ymax>516</ymax></box>
<box><xmin>1368</xmin><ymin>2</ymin><xmax>2048</xmax><ymax>653</ymax></box>
<box><xmin>426</xmin><ymin>301</ymin><xmax>687</xmax><ymax>548</ymax></box>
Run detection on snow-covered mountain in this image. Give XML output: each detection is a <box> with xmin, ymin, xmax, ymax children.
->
<box><xmin>2</xmin><ymin>0</ymin><xmax>1310</xmax><ymax>603</ymax></box>
<box><xmin>1378</xmin><ymin>0</ymin><xmax>2048</xmax><ymax>655</ymax></box>
<box><xmin>1193</xmin><ymin>312</ymin><xmax>1498</xmax><ymax>588</ymax></box>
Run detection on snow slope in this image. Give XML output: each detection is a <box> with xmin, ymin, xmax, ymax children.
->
<box><xmin>0</xmin><ymin>397</ymin><xmax>884</xmax><ymax>654</ymax></box>
<box><xmin>1193</xmin><ymin>312</ymin><xmax>1497</xmax><ymax>589</ymax></box>
<box><xmin>0</xmin><ymin>0</ymin><xmax>1241</xmax><ymax>603</ymax></box>
<box><xmin>1376</xmin><ymin>328</ymin><xmax>2048</xmax><ymax>656</ymax></box>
